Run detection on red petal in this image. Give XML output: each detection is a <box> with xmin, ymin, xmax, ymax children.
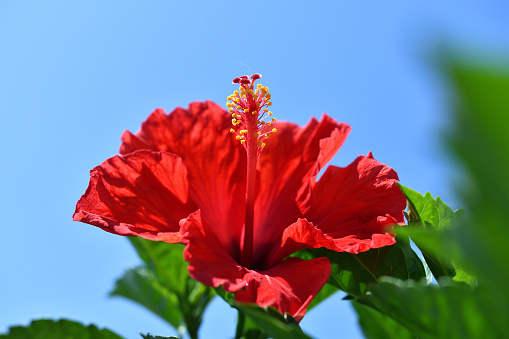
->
<box><xmin>253</xmin><ymin>115</ymin><xmax>351</xmax><ymax>259</ymax></box>
<box><xmin>265</xmin><ymin>219</ymin><xmax>333</xmax><ymax>267</ymax></box>
<box><xmin>182</xmin><ymin>210</ymin><xmax>247</xmax><ymax>291</ymax></box>
<box><xmin>235</xmin><ymin>257</ymin><xmax>330</xmax><ymax>322</ymax></box>
<box><xmin>120</xmin><ymin>101</ymin><xmax>247</xmax><ymax>261</ymax></box>
<box><xmin>73</xmin><ymin>150</ymin><xmax>197</xmax><ymax>243</ymax></box>
<box><xmin>304</xmin><ymin>154</ymin><xmax>406</xmax><ymax>253</ymax></box>
<box><xmin>181</xmin><ymin>211</ymin><xmax>330</xmax><ymax>322</ymax></box>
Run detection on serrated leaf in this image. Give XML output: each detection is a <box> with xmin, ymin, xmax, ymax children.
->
<box><xmin>294</xmin><ymin>236</ymin><xmax>425</xmax><ymax>298</ymax></box>
<box><xmin>352</xmin><ymin>301</ymin><xmax>416</xmax><ymax>339</ymax></box>
<box><xmin>398</xmin><ymin>184</ymin><xmax>475</xmax><ymax>285</ymax></box>
<box><xmin>398</xmin><ymin>185</ymin><xmax>464</xmax><ymax>231</ymax></box>
<box><xmin>0</xmin><ymin>319</ymin><xmax>123</xmax><ymax>339</ymax></box>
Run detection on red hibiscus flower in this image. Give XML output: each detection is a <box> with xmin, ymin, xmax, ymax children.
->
<box><xmin>73</xmin><ymin>74</ymin><xmax>406</xmax><ymax>321</ymax></box>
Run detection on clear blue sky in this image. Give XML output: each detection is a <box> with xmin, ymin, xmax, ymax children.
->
<box><xmin>1</xmin><ymin>1</ymin><xmax>507</xmax><ymax>338</ymax></box>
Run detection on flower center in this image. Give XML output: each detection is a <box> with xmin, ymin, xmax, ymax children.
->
<box><xmin>226</xmin><ymin>74</ymin><xmax>277</xmax><ymax>268</ymax></box>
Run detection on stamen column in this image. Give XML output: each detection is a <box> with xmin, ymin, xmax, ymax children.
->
<box><xmin>227</xmin><ymin>74</ymin><xmax>276</xmax><ymax>268</ymax></box>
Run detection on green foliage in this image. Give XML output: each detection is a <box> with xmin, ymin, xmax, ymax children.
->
<box><xmin>111</xmin><ymin>239</ymin><xmax>214</xmax><ymax>339</ymax></box>
<box><xmin>295</xmin><ymin>236</ymin><xmax>426</xmax><ymax>298</ymax></box>
<box><xmin>358</xmin><ymin>278</ymin><xmax>502</xmax><ymax>338</ymax></box>
<box><xmin>139</xmin><ymin>333</ymin><xmax>179</xmax><ymax>339</ymax></box>
<box><xmin>0</xmin><ymin>319</ymin><xmax>123</xmax><ymax>339</ymax></box>
<box><xmin>214</xmin><ymin>287</ymin><xmax>313</xmax><ymax>339</ymax></box>
<box><xmin>352</xmin><ymin>301</ymin><xmax>416</xmax><ymax>339</ymax></box>
<box><xmin>352</xmin><ymin>59</ymin><xmax>509</xmax><ymax>338</ymax></box>
<box><xmin>398</xmin><ymin>184</ymin><xmax>475</xmax><ymax>286</ymax></box>
<box><xmin>110</xmin><ymin>267</ymin><xmax>183</xmax><ymax>330</ymax></box>
<box><xmin>233</xmin><ymin>303</ymin><xmax>313</xmax><ymax>339</ymax></box>
<box><xmin>448</xmin><ymin>61</ymin><xmax>509</xmax><ymax>294</ymax></box>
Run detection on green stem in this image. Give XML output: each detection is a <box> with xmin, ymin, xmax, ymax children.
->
<box><xmin>234</xmin><ymin>309</ymin><xmax>246</xmax><ymax>339</ymax></box>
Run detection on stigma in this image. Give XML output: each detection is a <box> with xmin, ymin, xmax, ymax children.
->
<box><xmin>226</xmin><ymin>74</ymin><xmax>277</xmax><ymax>156</ymax></box>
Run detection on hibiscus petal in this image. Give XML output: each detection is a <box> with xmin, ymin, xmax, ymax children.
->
<box><xmin>253</xmin><ymin>115</ymin><xmax>351</xmax><ymax>260</ymax></box>
<box><xmin>265</xmin><ymin>219</ymin><xmax>333</xmax><ymax>267</ymax></box>
<box><xmin>73</xmin><ymin>150</ymin><xmax>197</xmax><ymax>242</ymax></box>
<box><xmin>182</xmin><ymin>211</ymin><xmax>331</xmax><ymax>322</ymax></box>
<box><xmin>120</xmin><ymin>101</ymin><xmax>246</xmax><ymax>261</ymax></box>
<box><xmin>304</xmin><ymin>153</ymin><xmax>406</xmax><ymax>253</ymax></box>
<box><xmin>235</xmin><ymin>257</ymin><xmax>331</xmax><ymax>322</ymax></box>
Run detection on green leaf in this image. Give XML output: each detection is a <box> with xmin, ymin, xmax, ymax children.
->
<box><xmin>358</xmin><ymin>278</ymin><xmax>508</xmax><ymax>339</ymax></box>
<box><xmin>398</xmin><ymin>184</ymin><xmax>475</xmax><ymax>285</ymax></box>
<box><xmin>233</xmin><ymin>303</ymin><xmax>313</xmax><ymax>339</ymax></box>
<box><xmin>0</xmin><ymin>319</ymin><xmax>123</xmax><ymax>339</ymax></box>
<box><xmin>294</xmin><ymin>236</ymin><xmax>426</xmax><ymax>298</ymax></box>
<box><xmin>352</xmin><ymin>301</ymin><xmax>416</xmax><ymax>339</ymax></box>
<box><xmin>400</xmin><ymin>185</ymin><xmax>465</xmax><ymax>231</ymax></box>
<box><xmin>110</xmin><ymin>266</ymin><xmax>183</xmax><ymax>329</ymax></box>
<box><xmin>112</xmin><ymin>238</ymin><xmax>215</xmax><ymax>339</ymax></box>
<box><xmin>447</xmin><ymin>61</ymin><xmax>509</xmax><ymax>295</ymax></box>
<box><xmin>139</xmin><ymin>334</ymin><xmax>179</xmax><ymax>339</ymax></box>
<box><xmin>215</xmin><ymin>287</ymin><xmax>312</xmax><ymax>339</ymax></box>
<box><xmin>128</xmin><ymin>239</ymin><xmax>189</xmax><ymax>294</ymax></box>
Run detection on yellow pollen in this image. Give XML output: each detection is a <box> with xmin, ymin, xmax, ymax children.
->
<box><xmin>272</xmin><ymin>128</ymin><xmax>277</xmax><ymax>133</ymax></box>
<box><xmin>227</xmin><ymin>75</ymin><xmax>277</xmax><ymax>151</ymax></box>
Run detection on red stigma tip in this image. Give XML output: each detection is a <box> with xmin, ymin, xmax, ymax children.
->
<box><xmin>240</xmin><ymin>79</ymin><xmax>251</xmax><ymax>85</ymax></box>
<box><xmin>232</xmin><ymin>77</ymin><xmax>241</xmax><ymax>84</ymax></box>
<box><xmin>251</xmin><ymin>73</ymin><xmax>262</xmax><ymax>80</ymax></box>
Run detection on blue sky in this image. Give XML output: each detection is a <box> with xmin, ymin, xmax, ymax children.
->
<box><xmin>1</xmin><ymin>1</ymin><xmax>507</xmax><ymax>338</ymax></box>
